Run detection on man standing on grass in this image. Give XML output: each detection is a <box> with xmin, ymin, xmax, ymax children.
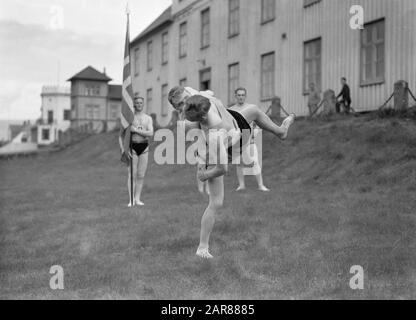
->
<box><xmin>119</xmin><ymin>93</ymin><xmax>154</xmax><ymax>207</ymax></box>
<box><xmin>229</xmin><ymin>87</ymin><xmax>270</xmax><ymax>192</ymax></box>
<box><xmin>336</xmin><ymin>77</ymin><xmax>352</xmax><ymax>114</ymax></box>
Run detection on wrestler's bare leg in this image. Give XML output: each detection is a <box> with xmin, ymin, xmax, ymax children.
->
<box><xmin>196</xmin><ymin>174</ymin><xmax>224</xmax><ymax>259</ymax></box>
<box><xmin>239</xmin><ymin>106</ymin><xmax>295</xmax><ymax>139</ymax></box>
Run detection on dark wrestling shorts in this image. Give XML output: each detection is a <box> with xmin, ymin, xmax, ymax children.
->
<box><xmin>227</xmin><ymin>109</ymin><xmax>252</xmax><ymax>163</ymax></box>
<box><xmin>131</xmin><ymin>142</ymin><xmax>149</xmax><ymax>156</ymax></box>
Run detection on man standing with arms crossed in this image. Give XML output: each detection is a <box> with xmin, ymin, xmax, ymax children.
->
<box><xmin>229</xmin><ymin>87</ymin><xmax>270</xmax><ymax>192</ymax></box>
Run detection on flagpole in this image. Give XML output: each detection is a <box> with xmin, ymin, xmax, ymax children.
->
<box><xmin>130</xmin><ymin>135</ymin><xmax>134</xmax><ymax>206</ymax></box>
<box><xmin>126</xmin><ymin>3</ymin><xmax>134</xmax><ymax>206</ymax></box>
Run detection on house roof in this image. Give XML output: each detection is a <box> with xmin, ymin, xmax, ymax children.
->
<box><xmin>108</xmin><ymin>85</ymin><xmax>122</xmax><ymax>100</ymax></box>
<box><xmin>67</xmin><ymin>66</ymin><xmax>112</xmax><ymax>82</ymax></box>
<box><xmin>131</xmin><ymin>6</ymin><xmax>173</xmax><ymax>45</ymax></box>
<box><xmin>9</xmin><ymin>125</ymin><xmax>23</xmax><ymax>140</ymax></box>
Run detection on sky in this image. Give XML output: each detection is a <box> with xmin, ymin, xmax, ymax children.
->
<box><xmin>0</xmin><ymin>0</ymin><xmax>171</xmax><ymax>120</ymax></box>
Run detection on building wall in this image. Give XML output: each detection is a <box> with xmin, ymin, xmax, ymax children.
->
<box><xmin>70</xmin><ymin>80</ymin><xmax>121</xmax><ymax>132</ymax></box>
<box><xmin>277</xmin><ymin>0</ymin><xmax>416</xmax><ymax>114</ymax></box>
<box><xmin>107</xmin><ymin>99</ymin><xmax>122</xmax><ymax>131</ymax></box>
<box><xmin>0</xmin><ymin>128</ymin><xmax>38</xmax><ymax>156</ymax></box>
<box><xmin>131</xmin><ymin>0</ymin><xmax>416</xmax><ymax>121</ymax></box>
<box><xmin>39</xmin><ymin>86</ymin><xmax>71</xmax><ymax>145</ymax></box>
<box><xmin>131</xmin><ymin>24</ymin><xmax>173</xmax><ymax>127</ymax></box>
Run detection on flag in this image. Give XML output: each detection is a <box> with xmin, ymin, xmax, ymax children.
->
<box><xmin>120</xmin><ymin>8</ymin><xmax>135</xmax><ymax>164</ymax></box>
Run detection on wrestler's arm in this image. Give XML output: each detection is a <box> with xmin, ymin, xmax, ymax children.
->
<box><xmin>136</xmin><ymin>117</ymin><xmax>154</xmax><ymax>137</ymax></box>
<box><xmin>198</xmin><ymin>131</ymin><xmax>228</xmax><ymax>181</ymax></box>
<box><xmin>177</xmin><ymin>116</ymin><xmax>200</xmax><ymax>133</ymax></box>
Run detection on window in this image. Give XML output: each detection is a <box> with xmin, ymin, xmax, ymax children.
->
<box><xmin>304</xmin><ymin>0</ymin><xmax>321</xmax><ymax>7</ymax></box>
<box><xmin>260</xmin><ymin>52</ymin><xmax>275</xmax><ymax>100</ymax></box>
<box><xmin>261</xmin><ymin>0</ymin><xmax>275</xmax><ymax>24</ymax></box>
<box><xmin>146</xmin><ymin>89</ymin><xmax>153</xmax><ymax>114</ymax></box>
<box><xmin>42</xmin><ymin>129</ymin><xmax>50</xmax><ymax>141</ymax></box>
<box><xmin>134</xmin><ymin>48</ymin><xmax>140</xmax><ymax>76</ymax></box>
<box><xmin>86</xmin><ymin>106</ymin><xmax>93</xmax><ymax>119</ymax></box>
<box><xmin>201</xmin><ymin>8</ymin><xmax>210</xmax><ymax>49</ymax></box>
<box><xmin>48</xmin><ymin>110</ymin><xmax>53</xmax><ymax>124</ymax></box>
<box><xmin>179</xmin><ymin>22</ymin><xmax>187</xmax><ymax>58</ymax></box>
<box><xmin>85</xmin><ymin>84</ymin><xmax>100</xmax><ymax>96</ymax></box>
<box><xmin>303</xmin><ymin>38</ymin><xmax>321</xmax><ymax>93</ymax></box>
<box><xmin>110</xmin><ymin>105</ymin><xmax>119</xmax><ymax>119</ymax></box>
<box><xmin>161</xmin><ymin>84</ymin><xmax>169</xmax><ymax>117</ymax></box>
<box><xmin>179</xmin><ymin>78</ymin><xmax>187</xmax><ymax>87</ymax></box>
<box><xmin>162</xmin><ymin>32</ymin><xmax>169</xmax><ymax>65</ymax></box>
<box><xmin>200</xmin><ymin>68</ymin><xmax>211</xmax><ymax>91</ymax></box>
<box><xmin>86</xmin><ymin>105</ymin><xmax>100</xmax><ymax>119</ymax></box>
<box><xmin>93</xmin><ymin>106</ymin><xmax>100</xmax><ymax>119</ymax></box>
<box><xmin>147</xmin><ymin>40</ymin><xmax>153</xmax><ymax>71</ymax></box>
<box><xmin>63</xmin><ymin>110</ymin><xmax>71</xmax><ymax>121</ymax></box>
<box><xmin>361</xmin><ymin>19</ymin><xmax>385</xmax><ymax>85</ymax></box>
<box><xmin>228</xmin><ymin>63</ymin><xmax>240</xmax><ymax>105</ymax></box>
<box><xmin>229</xmin><ymin>0</ymin><xmax>240</xmax><ymax>37</ymax></box>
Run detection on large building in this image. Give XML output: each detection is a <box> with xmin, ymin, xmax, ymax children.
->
<box><xmin>37</xmin><ymin>86</ymin><xmax>71</xmax><ymax>146</ymax></box>
<box><xmin>130</xmin><ymin>0</ymin><xmax>415</xmax><ymax>124</ymax></box>
<box><xmin>68</xmin><ymin>66</ymin><xmax>122</xmax><ymax>132</ymax></box>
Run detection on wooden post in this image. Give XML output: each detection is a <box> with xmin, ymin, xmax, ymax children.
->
<box><xmin>394</xmin><ymin>80</ymin><xmax>409</xmax><ymax>111</ymax></box>
<box><xmin>322</xmin><ymin>90</ymin><xmax>336</xmax><ymax>115</ymax></box>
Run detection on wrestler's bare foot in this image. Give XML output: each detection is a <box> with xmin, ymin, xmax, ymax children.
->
<box><xmin>135</xmin><ymin>200</ymin><xmax>144</xmax><ymax>206</ymax></box>
<box><xmin>258</xmin><ymin>185</ymin><xmax>270</xmax><ymax>192</ymax></box>
<box><xmin>127</xmin><ymin>202</ymin><xmax>133</xmax><ymax>208</ymax></box>
<box><xmin>280</xmin><ymin>114</ymin><xmax>296</xmax><ymax>140</ymax></box>
<box><xmin>196</xmin><ymin>247</ymin><xmax>213</xmax><ymax>259</ymax></box>
<box><xmin>236</xmin><ymin>185</ymin><xmax>246</xmax><ymax>192</ymax></box>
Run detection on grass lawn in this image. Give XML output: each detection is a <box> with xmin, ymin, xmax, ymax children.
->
<box><xmin>0</xmin><ymin>115</ymin><xmax>415</xmax><ymax>299</ymax></box>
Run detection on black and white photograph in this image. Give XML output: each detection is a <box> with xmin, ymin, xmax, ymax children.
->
<box><xmin>0</xmin><ymin>0</ymin><xmax>416</xmax><ymax>304</ymax></box>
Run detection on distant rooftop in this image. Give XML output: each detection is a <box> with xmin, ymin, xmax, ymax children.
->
<box><xmin>41</xmin><ymin>86</ymin><xmax>71</xmax><ymax>95</ymax></box>
<box><xmin>9</xmin><ymin>124</ymin><xmax>23</xmax><ymax>141</ymax></box>
<box><xmin>67</xmin><ymin>66</ymin><xmax>112</xmax><ymax>82</ymax></box>
<box><xmin>131</xmin><ymin>6</ymin><xmax>173</xmax><ymax>45</ymax></box>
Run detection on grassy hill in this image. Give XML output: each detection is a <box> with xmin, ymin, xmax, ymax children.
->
<box><xmin>0</xmin><ymin>115</ymin><xmax>415</xmax><ymax>299</ymax></box>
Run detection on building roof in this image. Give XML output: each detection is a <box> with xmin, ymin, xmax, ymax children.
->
<box><xmin>41</xmin><ymin>86</ymin><xmax>71</xmax><ymax>95</ymax></box>
<box><xmin>131</xmin><ymin>6</ymin><xmax>173</xmax><ymax>45</ymax></box>
<box><xmin>9</xmin><ymin>125</ymin><xmax>23</xmax><ymax>141</ymax></box>
<box><xmin>67</xmin><ymin>66</ymin><xmax>112</xmax><ymax>82</ymax></box>
<box><xmin>108</xmin><ymin>85</ymin><xmax>122</xmax><ymax>100</ymax></box>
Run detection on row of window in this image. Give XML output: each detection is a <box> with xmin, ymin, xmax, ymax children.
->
<box><xmin>134</xmin><ymin>0</ymin><xmax>283</xmax><ymax>75</ymax></box>
<box><xmin>85</xmin><ymin>85</ymin><xmax>100</xmax><ymax>96</ymax></box>
<box><xmin>231</xmin><ymin>19</ymin><xmax>385</xmax><ymax>101</ymax></box>
<box><xmin>84</xmin><ymin>105</ymin><xmax>120</xmax><ymax>120</ymax></box>
<box><xmin>228</xmin><ymin>52</ymin><xmax>275</xmax><ymax>104</ymax></box>
<box><xmin>143</xmin><ymin>16</ymin><xmax>385</xmax><ymax>115</ymax></box>
<box><xmin>45</xmin><ymin>110</ymin><xmax>71</xmax><ymax>124</ymax></box>
<box><xmin>145</xmin><ymin>85</ymin><xmax>170</xmax><ymax>117</ymax></box>
<box><xmin>303</xmin><ymin>19</ymin><xmax>385</xmax><ymax>91</ymax></box>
